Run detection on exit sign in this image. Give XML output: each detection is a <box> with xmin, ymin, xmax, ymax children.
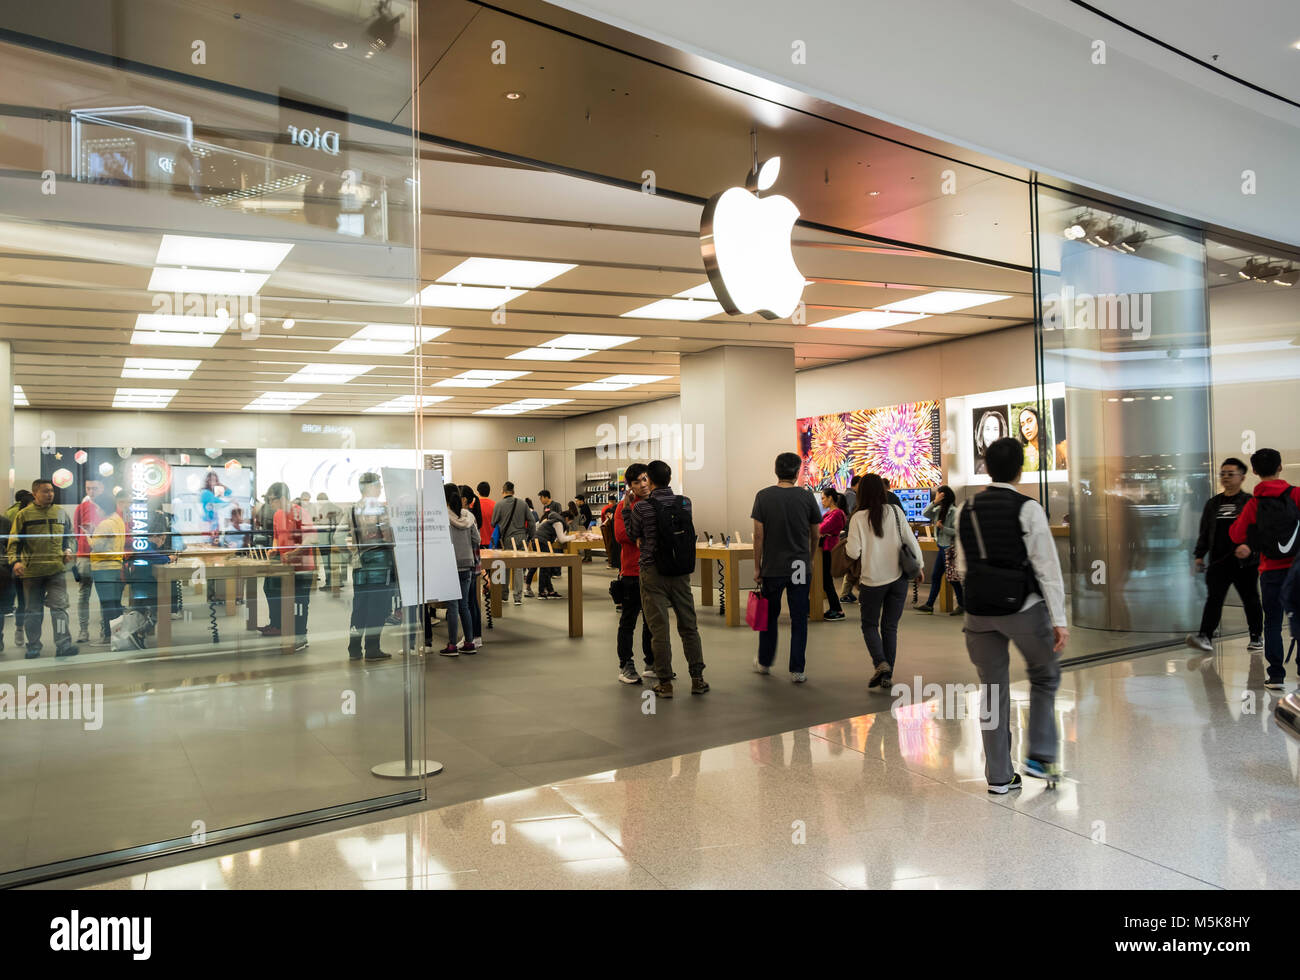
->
<box><xmin>515</xmin><ymin>435</ymin><xmax>535</xmax><ymax>444</ymax></box>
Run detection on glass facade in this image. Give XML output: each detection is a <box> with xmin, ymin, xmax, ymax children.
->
<box><xmin>0</xmin><ymin>3</ymin><xmax>425</xmax><ymax>884</ymax></box>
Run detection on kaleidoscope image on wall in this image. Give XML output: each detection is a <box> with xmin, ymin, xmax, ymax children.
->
<box><xmin>796</xmin><ymin>400</ymin><xmax>942</xmax><ymax>490</ymax></box>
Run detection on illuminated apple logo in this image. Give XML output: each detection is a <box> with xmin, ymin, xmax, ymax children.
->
<box><xmin>700</xmin><ymin>156</ymin><xmax>804</xmax><ymax>320</ymax></box>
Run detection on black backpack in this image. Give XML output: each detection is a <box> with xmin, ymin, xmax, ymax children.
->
<box><xmin>959</xmin><ymin>492</ymin><xmax>1037</xmax><ymax>616</ymax></box>
<box><xmin>1254</xmin><ymin>488</ymin><xmax>1300</xmax><ymax>563</ymax></box>
<box><xmin>648</xmin><ymin>494</ymin><xmax>696</xmax><ymax>576</ymax></box>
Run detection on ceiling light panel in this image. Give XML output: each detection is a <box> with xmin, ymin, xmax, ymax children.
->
<box><xmin>131</xmin><ymin>313</ymin><xmax>230</xmax><ymax>347</ymax></box>
<box><xmin>364</xmin><ymin>394</ymin><xmax>453</xmax><ymax>413</ymax></box>
<box><xmin>567</xmin><ymin>374</ymin><xmax>671</xmax><ymax>391</ymax></box>
<box><xmin>621</xmin><ymin>298</ymin><xmax>723</xmax><ymax>321</ymax></box>
<box><xmin>122</xmin><ymin>357</ymin><xmax>201</xmax><ymax>380</ymax></box>
<box><xmin>812</xmin><ymin>310</ymin><xmax>929</xmax><ymax>330</ymax></box>
<box><xmin>155</xmin><ymin>235</ymin><xmax>293</xmax><ymax>271</ymax></box>
<box><xmin>474</xmin><ymin>397</ymin><xmax>572</xmax><ymax>415</ymax></box>
<box><xmin>281</xmin><ymin>364</ymin><xmax>378</xmax><ymax>385</ymax></box>
<box><xmin>410</xmin><ymin>283</ymin><xmax>524</xmax><ymax>309</ymax></box>
<box><xmin>243</xmin><ymin>392</ymin><xmax>322</xmax><ymax>411</ymax></box>
<box><xmin>147</xmin><ymin>268</ymin><xmax>270</xmax><ymax>294</ymax></box>
<box><xmin>439</xmin><ymin>257</ymin><xmax>576</xmax><ymax>288</ymax></box>
<box><xmin>112</xmin><ymin>387</ymin><xmax>178</xmax><ymax>409</ymax></box>
<box><xmin>875</xmin><ymin>290</ymin><xmax>1012</xmax><ymax>315</ymax></box>
<box><xmin>433</xmin><ymin>370</ymin><xmax>529</xmax><ymax>388</ymax></box>
<box><xmin>13</xmin><ymin>385</ymin><xmax>28</xmax><ymax>407</ymax></box>
<box><xmin>330</xmin><ymin>323</ymin><xmax>448</xmax><ymax>355</ymax></box>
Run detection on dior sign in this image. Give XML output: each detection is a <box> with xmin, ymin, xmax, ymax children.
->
<box><xmin>286</xmin><ymin>124</ymin><xmax>340</xmax><ymax>156</ymax></box>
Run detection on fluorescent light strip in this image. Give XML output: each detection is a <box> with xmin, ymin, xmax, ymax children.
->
<box><xmin>122</xmin><ymin>358</ymin><xmax>201</xmax><ymax>380</ymax></box>
<box><xmin>330</xmin><ymin>324</ymin><xmax>449</xmax><ymax>356</ymax></box>
<box><xmin>875</xmin><ymin>290</ymin><xmax>1012</xmax><ymax>315</ymax></box>
<box><xmin>112</xmin><ymin>387</ymin><xmax>178</xmax><ymax>409</ymax></box>
<box><xmin>812</xmin><ymin>310</ymin><xmax>928</xmax><ymax>330</ymax></box>
<box><xmin>433</xmin><ymin>370</ymin><xmax>529</xmax><ymax>388</ymax></box>
<box><xmin>410</xmin><ymin>283</ymin><xmax>524</xmax><ymax>309</ymax></box>
<box><xmin>567</xmin><ymin>374</ymin><xmax>670</xmax><ymax>391</ymax></box>
<box><xmin>131</xmin><ymin>313</ymin><xmax>230</xmax><ymax>348</ymax></box>
<box><xmin>364</xmin><ymin>395</ymin><xmax>453</xmax><ymax>413</ymax></box>
<box><xmin>474</xmin><ymin>398</ymin><xmax>572</xmax><ymax>416</ymax></box>
<box><xmin>621</xmin><ymin>298</ymin><xmax>723</xmax><ymax>321</ymax></box>
<box><xmin>438</xmin><ymin>257</ymin><xmax>577</xmax><ymax>289</ymax></box>
<box><xmin>147</xmin><ymin>268</ymin><xmax>270</xmax><ymax>294</ymax></box>
<box><xmin>155</xmin><ymin>234</ymin><xmax>293</xmax><ymax>271</ymax></box>
<box><xmin>507</xmin><ymin>333</ymin><xmax>638</xmax><ymax>361</ymax></box>
<box><xmin>13</xmin><ymin>385</ymin><xmax>28</xmax><ymax>407</ymax></box>
<box><xmin>243</xmin><ymin>392</ymin><xmax>322</xmax><ymax>412</ymax></box>
<box><xmin>281</xmin><ymin>364</ymin><xmax>378</xmax><ymax>385</ymax></box>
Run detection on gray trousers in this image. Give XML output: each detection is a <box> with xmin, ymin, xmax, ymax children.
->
<box><xmin>640</xmin><ymin>565</ymin><xmax>705</xmax><ymax>680</ymax></box>
<box><xmin>75</xmin><ymin>557</ymin><xmax>94</xmax><ymax>636</ymax></box>
<box><xmin>964</xmin><ymin>601</ymin><xmax>1060</xmax><ymax>785</ymax></box>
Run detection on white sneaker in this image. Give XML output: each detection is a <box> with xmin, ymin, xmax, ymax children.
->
<box><xmin>472</xmin><ymin>636</ymin><xmax>482</xmax><ymax>648</ymax></box>
<box><xmin>752</xmin><ymin>657</ymin><xmax>770</xmax><ymax>675</ymax></box>
<box><xmin>791</xmin><ymin>672</ymin><xmax>807</xmax><ymax>683</ymax></box>
<box><xmin>513</xmin><ymin>597</ymin><xmax>523</xmax><ymax>606</ymax></box>
<box><xmin>618</xmin><ymin>663</ymin><xmax>641</xmax><ymax>684</ymax></box>
<box><xmin>641</xmin><ymin>667</ymin><xmax>658</xmax><ymax>678</ymax></box>
<box><xmin>1185</xmin><ymin>633</ymin><xmax>1213</xmax><ymax>654</ymax></box>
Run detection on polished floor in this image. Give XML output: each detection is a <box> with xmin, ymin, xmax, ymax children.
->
<box><xmin>2</xmin><ymin>559</ymin><xmax>1257</xmax><ymax>883</ymax></box>
<box><xmin>59</xmin><ymin>631</ymin><xmax>1300</xmax><ymax>890</ymax></box>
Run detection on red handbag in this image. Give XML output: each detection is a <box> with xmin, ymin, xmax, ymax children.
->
<box><xmin>746</xmin><ymin>590</ymin><xmax>769</xmax><ymax>631</ymax></box>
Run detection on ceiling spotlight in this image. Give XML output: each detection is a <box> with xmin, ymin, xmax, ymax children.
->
<box><xmin>1115</xmin><ymin>227</ymin><xmax>1148</xmax><ymax>253</ymax></box>
<box><xmin>504</xmin><ymin>91</ymin><xmax>524</xmax><ymax>101</ymax></box>
<box><xmin>1063</xmin><ymin>223</ymin><xmax>1087</xmax><ymax>241</ymax></box>
<box><xmin>1240</xmin><ymin>257</ymin><xmax>1284</xmax><ymax>282</ymax></box>
<box><xmin>331</xmin><ymin>40</ymin><xmax>349</xmax><ymax>50</ymax></box>
<box><xmin>1272</xmin><ymin>267</ymin><xmax>1299</xmax><ymax>287</ymax></box>
<box><xmin>1091</xmin><ymin>221</ymin><xmax>1122</xmax><ymax>247</ymax></box>
<box><xmin>214</xmin><ymin>307</ymin><xmax>230</xmax><ymax>323</ymax></box>
<box><xmin>242</xmin><ymin>311</ymin><xmax>257</xmax><ymax>326</ymax></box>
<box><xmin>282</xmin><ymin>318</ymin><xmax>295</xmax><ymax>329</ymax></box>
<box><xmin>868</xmin><ymin>190</ymin><xmax>880</xmax><ymax>197</ymax></box>
<box><xmin>366</xmin><ymin>0</ymin><xmax>401</xmax><ymax>53</ymax></box>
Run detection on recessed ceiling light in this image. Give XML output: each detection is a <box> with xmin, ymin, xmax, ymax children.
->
<box><xmin>13</xmin><ymin>385</ymin><xmax>28</xmax><ymax>407</ymax></box>
<box><xmin>147</xmin><ymin>268</ymin><xmax>270</xmax><ymax>294</ymax></box>
<box><xmin>622</xmin><ymin>283</ymin><xmax>724</xmax><ymax>321</ymax></box>
<box><xmin>131</xmin><ymin>313</ymin><xmax>230</xmax><ymax>347</ymax></box>
<box><xmin>331</xmin><ymin>324</ymin><xmax>448</xmax><ymax>356</ymax></box>
<box><xmin>868</xmin><ymin>190</ymin><xmax>880</xmax><ymax>197</ymax></box>
<box><xmin>876</xmin><ymin>290</ymin><xmax>1011</xmax><ymax>315</ymax></box>
<box><xmin>113</xmin><ymin>387</ymin><xmax>178</xmax><ymax>409</ymax></box>
<box><xmin>155</xmin><ymin>235</ymin><xmax>293</xmax><ymax>271</ymax></box>
<box><xmin>507</xmin><ymin>333</ymin><xmax>637</xmax><ymax>360</ymax></box>
<box><xmin>122</xmin><ymin>358</ymin><xmax>201</xmax><ymax>380</ymax></box>
<box><xmin>567</xmin><ymin>374</ymin><xmax>670</xmax><ymax>391</ymax></box>
<box><xmin>504</xmin><ymin>92</ymin><xmax>524</xmax><ymax>100</ymax></box>
<box><xmin>440</xmin><ymin>257</ymin><xmax>575</xmax><ymax>289</ymax></box>
<box><xmin>410</xmin><ymin>284</ymin><xmax>523</xmax><ymax>309</ymax></box>
<box><xmin>281</xmin><ymin>364</ymin><xmax>378</xmax><ymax>385</ymax></box>
<box><xmin>364</xmin><ymin>394</ymin><xmax>453</xmax><ymax>413</ymax></box>
<box><xmin>243</xmin><ymin>391</ymin><xmax>322</xmax><ymax>412</ymax></box>
<box><xmin>474</xmin><ymin>398</ymin><xmax>571</xmax><ymax>415</ymax></box>
<box><xmin>283</xmin><ymin>318</ymin><xmax>296</xmax><ymax>329</ymax></box>
<box><xmin>332</xmin><ymin>40</ymin><xmax>348</xmax><ymax>49</ymax></box>
<box><xmin>433</xmin><ymin>370</ymin><xmax>529</xmax><ymax>388</ymax></box>
<box><xmin>813</xmin><ymin>310</ymin><xmax>928</xmax><ymax>330</ymax></box>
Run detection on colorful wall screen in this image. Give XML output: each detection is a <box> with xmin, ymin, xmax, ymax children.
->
<box><xmin>796</xmin><ymin>400</ymin><xmax>942</xmax><ymax>490</ymax></box>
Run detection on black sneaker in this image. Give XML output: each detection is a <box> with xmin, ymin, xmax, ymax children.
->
<box><xmin>988</xmin><ymin>773</ymin><xmax>1023</xmax><ymax>795</ymax></box>
<box><xmin>839</xmin><ymin>592</ymin><xmax>856</xmax><ymax>603</ymax></box>
<box><xmin>1264</xmin><ymin>679</ymin><xmax>1285</xmax><ymax>691</ymax></box>
<box><xmin>55</xmin><ymin>645</ymin><xmax>79</xmax><ymax>658</ymax></box>
<box><xmin>1247</xmin><ymin>635</ymin><xmax>1264</xmax><ymax>652</ymax></box>
<box><xmin>824</xmin><ymin>610</ymin><xmax>846</xmax><ymax>621</ymax></box>
<box><xmin>915</xmin><ymin>604</ymin><xmax>934</xmax><ymax>614</ymax></box>
<box><xmin>867</xmin><ymin>663</ymin><xmax>889</xmax><ymax>689</ymax></box>
<box><xmin>364</xmin><ymin>651</ymin><xmax>393</xmax><ymax>662</ymax></box>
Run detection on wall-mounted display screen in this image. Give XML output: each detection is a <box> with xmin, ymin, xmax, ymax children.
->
<box><xmin>797</xmin><ymin>400</ymin><xmax>942</xmax><ymax>491</ymax></box>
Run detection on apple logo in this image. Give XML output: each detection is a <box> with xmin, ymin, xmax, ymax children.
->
<box><xmin>700</xmin><ymin>156</ymin><xmax>804</xmax><ymax>320</ymax></box>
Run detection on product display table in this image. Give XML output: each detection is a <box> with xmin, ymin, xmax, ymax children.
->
<box><xmin>153</xmin><ymin>559</ymin><xmax>294</xmax><ymax>653</ymax></box>
<box><xmin>480</xmin><ymin>548</ymin><xmax>584</xmax><ymax>638</ymax></box>
<box><xmin>564</xmin><ymin>533</ymin><xmax>604</xmax><ymax>557</ymax></box>
<box><xmin>696</xmin><ymin>543</ymin><xmax>825</xmax><ymax>628</ymax></box>
<box><xmin>175</xmin><ymin>546</ymin><xmax>250</xmax><ymax>615</ymax></box>
<box><xmin>917</xmin><ymin>539</ymin><xmax>957</xmax><ymax>613</ymax></box>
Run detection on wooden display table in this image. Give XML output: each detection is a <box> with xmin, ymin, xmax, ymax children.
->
<box><xmin>917</xmin><ymin>539</ymin><xmax>957</xmax><ymax>613</ymax></box>
<box><xmin>153</xmin><ymin>559</ymin><xmax>294</xmax><ymax>653</ymax></box>
<box><xmin>564</xmin><ymin>533</ymin><xmax>604</xmax><ymax>557</ymax></box>
<box><xmin>480</xmin><ymin>548</ymin><xmax>584</xmax><ymax>638</ymax></box>
<box><xmin>696</xmin><ymin>543</ymin><xmax>824</xmax><ymax>627</ymax></box>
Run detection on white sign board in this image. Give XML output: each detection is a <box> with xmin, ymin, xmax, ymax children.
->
<box><xmin>381</xmin><ymin>467</ymin><xmax>460</xmax><ymax>606</ymax></box>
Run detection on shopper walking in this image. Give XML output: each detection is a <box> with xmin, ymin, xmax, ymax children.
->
<box><xmin>491</xmin><ymin>481</ymin><xmax>531</xmax><ymax>604</ymax></box>
<box><xmin>846</xmin><ymin>474</ymin><xmax>923</xmax><ymax>693</ymax></box>
<box><xmin>1229</xmin><ymin>448</ymin><xmax>1300</xmax><ymax>690</ymax></box>
<box><xmin>818</xmin><ymin>489</ymin><xmax>847</xmax><ymax>621</ymax></box>
<box><xmin>840</xmin><ymin>476</ymin><xmax>861</xmax><ymax>605</ymax></box>
<box><xmin>916</xmin><ymin>485</ymin><xmax>965</xmax><ymax>615</ymax></box>
<box><xmin>612</xmin><ymin>463</ymin><xmax>656</xmax><ymax>684</ymax></box>
<box><xmin>348</xmin><ymin>472</ymin><xmax>394</xmax><ymax>662</ymax></box>
<box><xmin>7</xmin><ymin>479</ymin><xmax>78</xmax><ymax>658</ymax></box>
<box><xmin>751</xmin><ymin>453</ymin><xmax>823</xmax><ymax>683</ymax></box>
<box><xmin>523</xmin><ymin>496</ymin><xmax>541</xmax><ymax>597</ymax></box>
<box><xmin>87</xmin><ymin>490</ymin><xmax>129</xmax><ymax>645</ymax></box>
<box><xmin>0</xmin><ymin>489</ymin><xmax>34</xmax><ymax>651</ymax></box>
<box><xmin>436</xmin><ymin>483</ymin><xmax>479</xmax><ymax>657</ymax></box>
<box><xmin>72</xmin><ymin>479</ymin><xmax>104</xmax><ymax>644</ymax></box>
<box><xmin>534</xmin><ymin>507</ymin><xmax>574</xmax><ymax>598</ymax></box>
<box><xmin>628</xmin><ymin>460</ymin><xmax>708</xmax><ymax>697</ymax></box>
<box><xmin>476</xmin><ymin>482</ymin><xmax>495</xmax><ymax>549</ymax></box>
<box><xmin>955</xmin><ymin>437</ymin><xmax>1068</xmax><ymax>794</ymax></box>
<box><xmin>1186</xmin><ymin>458</ymin><xmax>1263</xmax><ymax>653</ymax></box>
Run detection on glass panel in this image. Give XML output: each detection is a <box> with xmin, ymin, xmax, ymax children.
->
<box><xmin>1035</xmin><ymin>186</ymin><xmax>1211</xmax><ymax>634</ymax></box>
<box><xmin>0</xmin><ymin>1</ymin><xmax>423</xmax><ymax>884</ymax></box>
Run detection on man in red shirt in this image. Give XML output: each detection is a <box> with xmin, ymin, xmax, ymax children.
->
<box><xmin>612</xmin><ymin>463</ymin><xmax>659</xmax><ymax>684</ymax></box>
<box><xmin>476</xmin><ymin>482</ymin><xmax>495</xmax><ymax>548</ymax></box>
<box><xmin>73</xmin><ymin>480</ymin><xmax>104</xmax><ymax>644</ymax></box>
<box><xmin>1230</xmin><ymin>448</ymin><xmax>1300</xmax><ymax>690</ymax></box>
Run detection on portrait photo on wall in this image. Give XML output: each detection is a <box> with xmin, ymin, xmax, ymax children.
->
<box><xmin>971</xmin><ymin>405</ymin><xmax>1010</xmax><ymax>476</ymax></box>
<box><xmin>797</xmin><ymin>400</ymin><xmax>942</xmax><ymax>490</ymax></box>
<box><xmin>1010</xmin><ymin>401</ymin><xmax>1054</xmax><ymax>473</ymax></box>
<box><xmin>1051</xmin><ymin>396</ymin><xmax>1068</xmax><ymax>470</ymax></box>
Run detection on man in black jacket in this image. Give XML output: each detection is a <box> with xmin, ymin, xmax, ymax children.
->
<box><xmin>1187</xmin><ymin>457</ymin><xmax>1263</xmax><ymax>653</ymax></box>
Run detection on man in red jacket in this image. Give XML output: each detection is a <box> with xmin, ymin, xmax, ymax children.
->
<box><xmin>612</xmin><ymin>463</ymin><xmax>659</xmax><ymax>685</ymax></box>
<box><xmin>1230</xmin><ymin>448</ymin><xmax>1300</xmax><ymax>690</ymax></box>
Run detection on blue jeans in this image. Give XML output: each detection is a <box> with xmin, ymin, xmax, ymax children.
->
<box><xmin>1260</xmin><ymin>568</ymin><xmax>1290</xmax><ymax>683</ymax></box>
<box><xmin>756</xmin><ymin>575</ymin><xmax>811</xmax><ymax>674</ymax></box>
<box><xmin>444</xmin><ymin>568</ymin><xmax>474</xmax><ymax>646</ymax></box>
<box><xmin>925</xmin><ymin>547</ymin><xmax>964</xmax><ymax>607</ymax></box>
<box><xmin>859</xmin><ymin>575</ymin><xmax>908</xmax><ymax>669</ymax></box>
<box><xmin>92</xmin><ymin>567</ymin><xmax>124</xmax><ymax>639</ymax></box>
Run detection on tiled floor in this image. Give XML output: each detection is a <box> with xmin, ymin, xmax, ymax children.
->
<box><xmin>67</xmin><ymin>633</ymin><xmax>1300</xmax><ymax>890</ymax></box>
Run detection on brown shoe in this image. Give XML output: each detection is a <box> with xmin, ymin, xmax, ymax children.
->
<box><xmin>691</xmin><ymin>676</ymin><xmax>710</xmax><ymax>695</ymax></box>
<box><xmin>651</xmin><ymin>680</ymin><xmax>673</xmax><ymax>698</ymax></box>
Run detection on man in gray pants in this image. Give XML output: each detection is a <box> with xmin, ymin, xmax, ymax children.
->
<box><xmin>954</xmin><ymin>437</ymin><xmax>1068</xmax><ymax>794</ymax></box>
<box><xmin>491</xmin><ymin>482</ymin><xmax>531</xmax><ymax>604</ymax></box>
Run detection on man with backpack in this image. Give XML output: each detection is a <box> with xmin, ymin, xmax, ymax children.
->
<box><xmin>1186</xmin><ymin>457</ymin><xmax>1263</xmax><ymax>653</ymax></box>
<box><xmin>627</xmin><ymin>460</ymin><xmax>708</xmax><ymax>697</ymax></box>
<box><xmin>1230</xmin><ymin>448</ymin><xmax>1300</xmax><ymax>691</ymax></box>
<box><xmin>954</xmin><ymin>437</ymin><xmax>1067</xmax><ymax>794</ymax></box>
<box><xmin>612</xmin><ymin>463</ymin><xmax>656</xmax><ymax>685</ymax></box>
<box><xmin>491</xmin><ymin>481</ymin><xmax>532</xmax><ymax>605</ymax></box>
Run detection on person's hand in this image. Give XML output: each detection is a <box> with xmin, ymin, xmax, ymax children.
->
<box><xmin>1052</xmin><ymin>626</ymin><xmax>1069</xmax><ymax>653</ymax></box>
<box><xmin>63</xmin><ymin>549</ymin><xmax>73</xmax><ymax>563</ymax></box>
<box><xmin>13</xmin><ymin>562</ymin><xmax>24</xmax><ymax>578</ymax></box>
<box><xmin>915</xmin><ymin>572</ymin><xmax>924</xmax><ymax>585</ymax></box>
<box><xmin>754</xmin><ymin>574</ymin><xmax>762</xmax><ymax>588</ymax></box>
<box><xmin>1194</xmin><ymin>557</ymin><xmax>1205</xmax><ymax>574</ymax></box>
<box><xmin>1234</xmin><ymin>544</ymin><xmax>1251</xmax><ymax>560</ymax></box>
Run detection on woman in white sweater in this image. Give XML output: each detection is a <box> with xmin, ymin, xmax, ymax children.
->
<box><xmin>845</xmin><ymin>474</ymin><xmax>924</xmax><ymax>691</ymax></box>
